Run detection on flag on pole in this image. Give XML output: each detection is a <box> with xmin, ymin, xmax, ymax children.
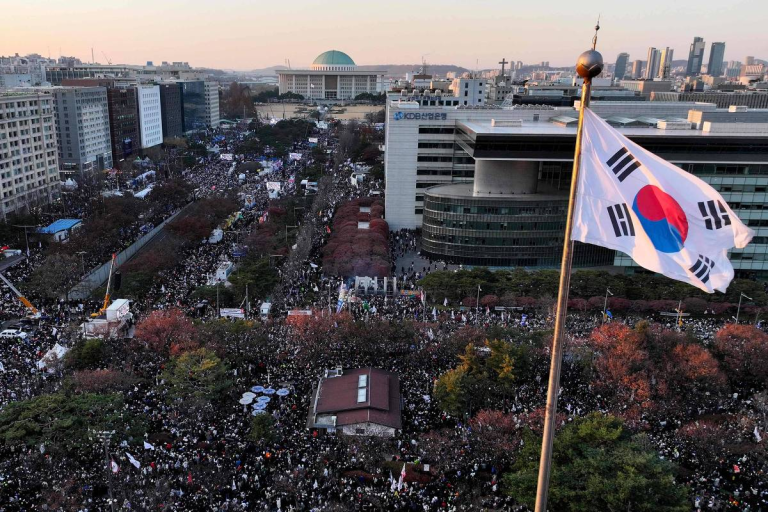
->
<box><xmin>572</xmin><ymin>108</ymin><xmax>753</xmax><ymax>293</ymax></box>
<box><xmin>110</xmin><ymin>459</ymin><xmax>120</xmax><ymax>473</ymax></box>
<box><xmin>397</xmin><ymin>463</ymin><xmax>406</xmax><ymax>491</ymax></box>
<box><xmin>126</xmin><ymin>452</ymin><xmax>141</xmax><ymax>469</ymax></box>
<box><xmin>144</xmin><ymin>441</ymin><xmax>155</xmax><ymax>450</ymax></box>
<box><xmin>443</xmin><ymin>297</ymin><xmax>448</xmax><ymax>307</ymax></box>
<box><xmin>755</xmin><ymin>426</ymin><xmax>763</xmax><ymax>443</ymax></box>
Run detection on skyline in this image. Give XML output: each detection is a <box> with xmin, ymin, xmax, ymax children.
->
<box><xmin>2</xmin><ymin>0</ymin><xmax>767</xmax><ymax>71</ymax></box>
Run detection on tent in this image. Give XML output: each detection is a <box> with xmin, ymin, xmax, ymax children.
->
<box><xmin>37</xmin><ymin>343</ymin><xmax>69</xmax><ymax>372</ymax></box>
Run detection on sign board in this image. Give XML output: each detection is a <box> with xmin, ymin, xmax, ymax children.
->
<box><xmin>287</xmin><ymin>309</ymin><xmax>312</xmax><ymax>316</ymax></box>
<box><xmin>289</xmin><ymin>152</ymin><xmax>302</xmax><ymax>161</ymax></box>
<box><xmin>220</xmin><ymin>308</ymin><xmax>245</xmax><ymax>319</ymax></box>
<box><xmin>220</xmin><ymin>153</ymin><xmax>234</xmax><ymax>161</ymax></box>
<box><xmin>308</xmin><ymin>137</ymin><xmax>319</xmax><ymax>144</ymax></box>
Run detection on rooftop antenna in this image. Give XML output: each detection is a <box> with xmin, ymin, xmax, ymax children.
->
<box><xmin>592</xmin><ymin>15</ymin><xmax>600</xmax><ymax>51</ymax></box>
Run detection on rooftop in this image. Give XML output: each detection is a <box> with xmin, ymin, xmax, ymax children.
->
<box><xmin>312</xmin><ymin>50</ymin><xmax>355</xmax><ymax>67</ymax></box>
<box><xmin>38</xmin><ymin>219</ymin><xmax>81</xmax><ymax>234</ymax></box>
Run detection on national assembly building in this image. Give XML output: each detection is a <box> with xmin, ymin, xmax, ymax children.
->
<box><xmin>383</xmin><ymin>95</ymin><xmax>768</xmax><ymax>277</ymax></box>
<box><xmin>277</xmin><ymin>50</ymin><xmax>385</xmax><ymax>101</ymax></box>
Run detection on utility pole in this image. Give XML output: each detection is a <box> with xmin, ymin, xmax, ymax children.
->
<box><xmin>245</xmin><ymin>283</ymin><xmax>250</xmax><ymax>319</ymax></box>
<box><xmin>216</xmin><ymin>281</ymin><xmax>220</xmax><ymax>319</ymax></box>
<box><xmin>77</xmin><ymin>251</ymin><xmax>87</xmax><ymax>275</ymax></box>
<box><xmin>475</xmin><ymin>285</ymin><xmax>481</xmax><ymax>323</ymax></box>
<box><xmin>94</xmin><ymin>430</ymin><xmax>116</xmax><ymax>512</ymax></box>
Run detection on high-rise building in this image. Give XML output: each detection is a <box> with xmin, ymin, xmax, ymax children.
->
<box><xmin>204</xmin><ymin>82</ymin><xmax>220</xmax><ymax>129</ymax></box>
<box><xmin>645</xmin><ymin>48</ymin><xmax>661</xmax><ymax>79</ymax></box>
<box><xmin>745</xmin><ymin>56</ymin><xmax>756</xmax><ymax>66</ymax></box>
<box><xmin>687</xmin><ymin>36</ymin><xmax>706</xmax><ymax>76</ymax></box>
<box><xmin>631</xmin><ymin>60</ymin><xmax>643</xmax><ymax>79</ymax></box>
<box><xmin>658</xmin><ymin>47</ymin><xmax>674</xmax><ymax>79</ymax></box>
<box><xmin>61</xmin><ymin>78</ymin><xmax>140</xmax><ymax>165</ymax></box>
<box><xmin>158</xmin><ymin>83</ymin><xmax>183</xmax><ymax>139</ymax></box>
<box><xmin>45</xmin><ymin>86</ymin><xmax>112</xmax><ymax>177</ymax></box>
<box><xmin>0</xmin><ymin>92</ymin><xmax>61</xmax><ymax>219</ymax></box>
<box><xmin>707</xmin><ymin>42</ymin><xmax>726</xmax><ymax>77</ymax></box>
<box><xmin>179</xmin><ymin>81</ymin><xmax>219</xmax><ymax>132</ymax></box>
<box><xmin>136</xmin><ymin>85</ymin><xmax>162</xmax><ymax>148</ymax></box>
<box><xmin>614</xmin><ymin>53</ymin><xmax>629</xmax><ymax>81</ymax></box>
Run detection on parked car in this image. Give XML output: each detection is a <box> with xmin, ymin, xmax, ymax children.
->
<box><xmin>0</xmin><ymin>329</ymin><xmax>28</xmax><ymax>339</ymax></box>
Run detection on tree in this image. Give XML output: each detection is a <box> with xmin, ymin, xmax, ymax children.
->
<box><xmin>227</xmin><ymin>257</ymin><xmax>279</xmax><ymax>302</ymax></box>
<box><xmin>0</xmin><ymin>393</ymin><xmax>146</xmax><ymax>451</ymax></box>
<box><xmin>64</xmin><ymin>338</ymin><xmax>105</xmax><ymax>370</ymax></box>
<box><xmin>163</xmin><ymin>347</ymin><xmax>231</xmax><ymax>400</ymax></box>
<box><xmin>69</xmin><ymin>369</ymin><xmax>139</xmax><ymax>393</ymax></box>
<box><xmin>434</xmin><ymin>366</ymin><xmax>471</xmax><ymax>417</ymax></box>
<box><xmin>503</xmin><ymin>413</ymin><xmax>689</xmax><ymax>512</ymax></box>
<box><xmin>26</xmin><ymin>254</ymin><xmax>80</xmax><ymax>300</ymax></box>
<box><xmin>134</xmin><ymin>308</ymin><xmax>199</xmax><ymax>356</ymax></box>
<box><xmin>713</xmin><ymin>324</ymin><xmax>768</xmax><ymax>388</ymax></box>
<box><xmin>249</xmin><ymin>414</ymin><xmax>275</xmax><ymax>444</ymax></box>
<box><xmin>468</xmin><ymin>410</ymin><xmax>521</xmax><ymax>467</ymax></box>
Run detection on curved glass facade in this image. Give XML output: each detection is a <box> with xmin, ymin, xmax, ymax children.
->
<box><xmin>422</xmin><ymin>189</ymin><xmax>614</xmax><ymax>267</ymax></box>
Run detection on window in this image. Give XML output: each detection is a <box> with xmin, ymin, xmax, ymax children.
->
<box><xmin>357</xmin><ymin>388</ymin><xmax>367</xmax><ymax>403</ymax></box>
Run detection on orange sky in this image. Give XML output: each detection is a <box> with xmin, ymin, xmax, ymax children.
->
<box><xmin>2</xmin><ymin>0</ymin><xmax>766</xmax><ymax>70</ymax></box>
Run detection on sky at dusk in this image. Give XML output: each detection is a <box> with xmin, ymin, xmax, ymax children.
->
<box><xmin>3</xmin><ymin>0</ymin><xmax>767</xmax><ymax>71</ymax></box>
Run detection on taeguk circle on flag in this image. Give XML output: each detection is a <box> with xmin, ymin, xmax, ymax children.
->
<box><xmin>631</xmin><ymin>185</ymin><xmax>689</xmax><ymax>253</ymax></box>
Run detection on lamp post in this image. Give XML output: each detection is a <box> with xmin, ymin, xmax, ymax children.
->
<box><xmin>476</xmin><ymin>284</ymin><xmax>481</xmax><ymax>323</ymax></box>
<box><xmin>13</xmin><ymin>224</ymin><xmax>38</xmax><ymax>256</ymax></box>
<box><xmin>93</xmin><ymin>430</ymin><xmax>116</xmax><ymax>512</ymax></box>
<box><xmin>736</xmin><ymin>292</ymin><xmax>752</xmax><ymax>324</ymax></box>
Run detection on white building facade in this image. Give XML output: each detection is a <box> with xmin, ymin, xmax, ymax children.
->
<box><xmin>204</xmin><ymin>82</ymin><xmax>220</xmax><ymax>128</ymax></box>
<box><xmin>0</xmin><ymin>92</ymin><xmax>60</xmax><ymax>219</ymax></box>
<box><xmin>278</xmin><ymin>51</ymin><xmax>385</xmax><ymax>101</ymax></box>
<box><xmin>136</xmin><ymin>85</ymin><xmax>162</xmax><ymax>148</ymax></box>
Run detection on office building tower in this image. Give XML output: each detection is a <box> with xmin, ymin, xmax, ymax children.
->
<box><xmin>385</xmin><ymin>96</ymin><xmax>768</xmax><ymax>275</ymax></box>
<box><xmin>614</xmin><ymin>53</ymin><xmax>629</xmax><ymax>81</ymax></box>
<box><xmin>631</xmin><ymin>60</ymin><xmax>643</xmax><ymax>79</ymax></box>
<box><xmin>204</xmin><ymin>82</ymin><xmax>220</xmax><ymax>129</ymax></box>
<box><xmin>645</xmin><ymin>48</ymin><xmax>661</xmax><ymax>79</ymax></box>
<box><xmin>158</xmin><ymin>83</ymin><xmax>183</xmax><ymax>139</ymax></box>
<box><xmin>136</xmin><ymin>85</ymin><xmax>162</xmax><ymax>149</ymax></box>
<box><xmin>746</xmin><ymin>56</ymin><xmax>756</xmax><ymax>66</ymax></box>
<box><xmin>0</xmin><ymin>92</ymin><xmax>61</xmax><ymax>219</ymax></box>
<box><xmin>687</xmin><ymin>36</ymin><xmax>706</xmax><ymax>76</ymax></box>
<box><xmin>47</xmin><ymin>86</ymin><xmax>112</xmax><ymax>177</ymax></box>
<box><xmin>61</xmin><ymin>78</ymin><xmax>140</xmax><ymax>164</ymax></box>
<box><xmin>708</xmin><ymin>42</ymin><xmax>726</xmax><ymax>76</ymax></box>
<box><xmin>658</xmin><ymin>47</ymin><xmax>674</xmax><ymax>79</ymax></box>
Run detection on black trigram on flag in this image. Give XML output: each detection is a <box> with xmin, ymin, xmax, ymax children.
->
<box><xmin>698</xmin><ymin>200</ymin><xmax>732</xmax><ymax>230</ymax></box>
<box><xmin>605</xmin><ymin>147</ymin><xmax>641</xmax><ymax>183</ymax></box>
<box><xmin>689</xmin><ymin>254</ymin><xmax>715</xmax><ymax>284</ymax></box>
<box><xmin>607</xmin><ymin>203</ymin><xmax>635</xmax><ymax>237</ymax></box>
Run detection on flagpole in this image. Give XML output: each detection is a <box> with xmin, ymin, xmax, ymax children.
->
<box><xmin>534</xmin><ymin>24</ymin><xmax>603</xmax><ymax>512</ymax></box>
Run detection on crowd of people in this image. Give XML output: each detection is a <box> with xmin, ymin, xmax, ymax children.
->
<box><xmin>0</xmin><ymin>118</ymin><xmax>766</xmax><ymax>511</ymax></box>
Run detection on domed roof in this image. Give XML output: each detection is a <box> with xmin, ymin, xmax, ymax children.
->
<box><xmin>312</xmin><ymin>50</ymin><xmax>355</xmax><ymax>67</ymax></box>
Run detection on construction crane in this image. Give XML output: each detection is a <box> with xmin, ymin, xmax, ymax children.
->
<box><xmin>101</xmin><ymin>51</ymin><xmax>112</xmax><ymax>65</ymax></box>
<box><xmin>0</xmin><ymin>271</ymin><xmax>39</xmax><ymax>317</ymax></box>
<box><xmin>91</xmin><ymin>253</ymin><xmax>117</xmax><ymax>318</ymax></box>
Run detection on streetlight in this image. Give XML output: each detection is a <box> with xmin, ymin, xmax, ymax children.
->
<box><xmin>77</xmin><ymin>251</ymin><xmax>87</xmax><ymax>276</ymax></box>
<box><xmin>13</xmin><ymin>224</ymin><xmax>39</xmax><ymax>256</ymax></box>
<box><xmin>475</xmin><ymin>284</ymin><xmax>481</xmax><ymax>322</ymax></box>
<box><xmin>92</xmin><ymin>430</ymin><xmax>116</xmax><ymax>512</ymax></box>
<box><xmin>736</xmin><ymin>292</ymin><xmax>753</xmax><ymax>324</ymax></box>
<box><xmin>602</xmin><ymin>288</ymin><xmax>613</xmax><ymax>324</ymax></box>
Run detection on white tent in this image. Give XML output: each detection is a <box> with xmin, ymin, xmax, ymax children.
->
<box><xmin>37</xmin><ymin>343</ymin><xmax>69</xmax><ymax>372</ymax></box>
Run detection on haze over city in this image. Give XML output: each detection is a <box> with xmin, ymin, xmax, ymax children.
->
<box><xmin>3</xmin><ymin>0</ymin><xmax>768</xmax><ymax>69</ymax></box>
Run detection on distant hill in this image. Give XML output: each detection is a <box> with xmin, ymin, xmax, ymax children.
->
<box><xmin>357</xmin><ymin>64</ymin><xmax>470</xmax><ymax>77</ymax></box>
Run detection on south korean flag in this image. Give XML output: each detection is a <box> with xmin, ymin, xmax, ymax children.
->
<box><xmin>572</xmin><ymin>108</ymin><xmax>754</xmax><ymax>293</ymax></box>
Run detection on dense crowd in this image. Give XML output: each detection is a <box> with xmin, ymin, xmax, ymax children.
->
<box><xmin>0</xmin><ymin>120</ymin><xmax>766</xmax><ymax>511</ymax></box>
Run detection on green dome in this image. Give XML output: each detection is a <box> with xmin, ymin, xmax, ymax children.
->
<box><xmin>312</xmin><ymin>50</ymin><xmax>355</xmax><ymax>67</ymax></box>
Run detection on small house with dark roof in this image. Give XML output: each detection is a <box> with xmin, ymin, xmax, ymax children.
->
<box><xmin>308</xmin><ymin>367</ymin><xmax>401</xmax><ymax>437</ymax></box>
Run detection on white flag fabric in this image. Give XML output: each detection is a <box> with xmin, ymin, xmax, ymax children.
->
<box><xmin>110</xmin><ymin>460</ymin><xmax>119</xmax><ymax>473</ymax></box>
<box><xmin>573</xmin><ymin>108</ymin><xmax>753</xmax><ymax>293</ymax></box>
<box><xmin>126</xmin><ymin>452</ymin><xmax>141</xmax><ymax>469</ymax></box>
<box><xmin>144</xmin><ymin>441</ymin><xmax>155</xmax><ymax>450</ymax></box>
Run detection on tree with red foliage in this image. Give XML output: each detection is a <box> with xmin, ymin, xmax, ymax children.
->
<box><xmin>468</xmin><ymin>409</ymin><xmax>521</xmax><ymax>466</ymax></box>
<box><xmin>589</xmin><ymin>322</ymin><xmax>726</xmax><ymax>421</ymax></box>
<box><xmin>71</xmin><ymin>369</ymin><xmax>139</xmax><ymax>393</ymax></box>
<box><xmin>713</xmin><ymin>324</ymin><xmax>768</xmax><ymax>388</ymax></box>
<box><xmin>134</xmin><ymin>308</ymin><xmax>199</xmax><ymax>356</ymax></box>
<box><xmin>480</xmin><ymin>295</ymin><xmax>500</xmax><ymax>308</ymax></box>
